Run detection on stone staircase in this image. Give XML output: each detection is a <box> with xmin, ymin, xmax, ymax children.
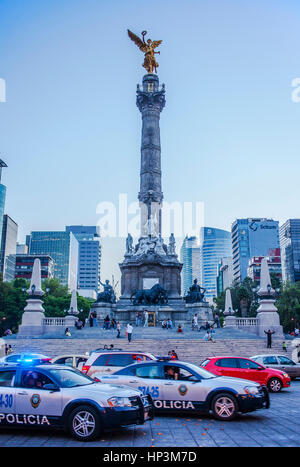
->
<box><xmin>7</xmin><ymin>334</ymin><xmax>293</xmax><ymax>365</ymax></box>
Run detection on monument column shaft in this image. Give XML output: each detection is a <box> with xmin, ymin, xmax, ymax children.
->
<box><xmin>137</xmin><ymin>74</ymin><xmax>165</xmax><ymax>237</ymax></box>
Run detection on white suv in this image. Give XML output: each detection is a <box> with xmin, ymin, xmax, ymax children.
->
<box><xmin>82</xmin><ymin>349</ymin><xmax>157</xmax><ymax>378</ymax></box>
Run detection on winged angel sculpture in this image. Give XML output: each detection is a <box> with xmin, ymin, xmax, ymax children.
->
<box><xmin>128</xmin><ymin>29</ymin><xmax>162</xmax><ymax>74</ymax></box>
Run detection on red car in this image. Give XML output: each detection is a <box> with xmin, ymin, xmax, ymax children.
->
<box><xmin>200</xmin><ymin>356</ymin><xmax>291</xmax><ymax>393</ymax></box>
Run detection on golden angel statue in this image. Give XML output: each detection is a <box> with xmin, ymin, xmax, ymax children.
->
<box><xmin>128</xmin><ymin>29</ymin><xmax>162</xmax><ymax>74</ymax></box>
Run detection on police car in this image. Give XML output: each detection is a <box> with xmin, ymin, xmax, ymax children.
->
<box><xmin>0</xmin><ymin>364</ymin><xmax>154</xmax><ymax>441</ymax></box>
<box><xmin>95</xmin><ymin>360</ymin><xmax>270</xmax><ymax>421</ymax></box>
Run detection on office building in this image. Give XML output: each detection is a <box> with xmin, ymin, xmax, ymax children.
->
<box><xmin>0</xmin><ymin>160</ymin><xmax>7</xmax><ymax>254</ymax></box>
<box><xmin>280</xmin><ymin>219</ymin><xmax>300</xmax><ymax>283</ymax></box>
<box><xmin>28</xmin><ymin>231</ymin><xmax>79</xmax><ymax>290</ymax></box>
<box><xmin>216</xmin><ymin>256</ymin><xmax>234</xmax><ymax>296</ymax></box>
<box><xmin>0</xmin><ymin>215</ymin><xmax>18</xmax><ymax>282</ymax></box>
<box><xmin>231</xmin><ymin>218</ymin><xmax>280</xmax><ymax>284</ymax></box>
<box><xmin>180</xmin><ymin>235</ymin><xmax>201</xmax><ymax>295</ymax></box>
<box><xmin>14</xmin><ymin>254</ymin><xmax>55</xmax><ymax>280</ymax></box>
<box><xmin>200</xmin><ymin>227</ymin><xmax>232</xmax><ymax>302</ymax></box>
<box><xmin>66</xmin><ymin>226</ymin><xmax>101</xmax><ymax>299</ymax></box>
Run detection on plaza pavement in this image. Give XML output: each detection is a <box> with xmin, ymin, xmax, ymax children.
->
<box><xmin>1</xmin><ymin>380</ymin><xmax>300</xmax><ymax>447</ymax></box>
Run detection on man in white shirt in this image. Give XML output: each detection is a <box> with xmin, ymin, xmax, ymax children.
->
<box><xmin>144</xmin><ymin>310</ymin><xmax>149</xmax><ymax>327</ymax></box>
<box><xmin>126</xmin><ymin>323</ymin><xmax>133</xmax><ymax>342</ymax></box>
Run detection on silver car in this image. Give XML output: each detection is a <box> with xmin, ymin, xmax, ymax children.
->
<box><xmin>0</xmin><ymin>364</ymin><xmax>154</xmax><ymax>441</ymax></box>
<box><xmin>251</xmin><ymin>354</ymin><xmax>300</xmax><ymax>380</ymax></box>
<box><xmin>95</xmin><ymin>360</ymin><xmax>269</xmax><ymax>421</ymax></box>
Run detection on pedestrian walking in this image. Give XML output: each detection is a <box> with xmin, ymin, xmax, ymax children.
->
<box><xmin>264</xmin><ymin>329</ymin><xmax>275</xmax><ymax>348</ymax></box>
<box><xmin>126</xmin><ymin>323</ymin><xmax>133</xmax><ymax>342</ymax></box>
<box><xmin>282</xmin><ymin>341</ymin><xmax>287</xmax><ymax>352</ymax></box>
<box><xmin>117</xmin><ymin>321</ymin><xmax>121</xmax><ymax>338</ymax></box>
<box><xmin>144</xmin><ymin>310</ymin><xmax>149</xmax><ymax>327</ymax></box>
<box><xmin>192</xmin><ymin>314</ymin><xmax>198</xmax><ymax>331</ymax></box>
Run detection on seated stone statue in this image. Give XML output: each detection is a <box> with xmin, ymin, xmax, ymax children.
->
<box><xmin>184</xmin><ymin>279</ymin><xmax>206</xmax><ymax>303</ymax></box>
<box><xmin>97</xmin><ymin>280</ymin><xmax>116</xmax><ymax>304</ymax></box>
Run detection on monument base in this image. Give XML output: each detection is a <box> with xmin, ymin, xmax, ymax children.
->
<box><xmin>256</xmin><ymin>299</ymin><xmax>284</xmax><ymax>339</ymax></box>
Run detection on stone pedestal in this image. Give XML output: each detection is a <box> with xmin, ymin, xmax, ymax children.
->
<box><xmin>185</xmin><ymin>302</ymin><xmax>214</xmax><ymax>325</ymax></box>
<box><xmin>90</xmin><ymin>302</ymin><xmax>117</xmax><ymax>324</ymax></box>
<box><xmin>224</xmin><ymin>315</ymin><xmax>237</xmax><ymax>328</ymax></box>
<box><xmin>256</xmin><ymin>298</ymin><xmax>284</xmax><ymax>338</ymax></box>
<box><xmin>18</xmin><ymin>298</ymin><xmax>45</xmax><ymax>337</ymax></box>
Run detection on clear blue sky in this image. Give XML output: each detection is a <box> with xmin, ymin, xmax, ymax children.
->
<box><xmin>0</xmin><ymin>0</ymin><xmax>299</xmax><ymax>282</ymax></box>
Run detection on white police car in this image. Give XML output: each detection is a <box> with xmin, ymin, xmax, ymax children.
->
<box><xmin>0</xmin><ymin>364</ymin><xmax>154</xmax><ymax>441</ymax></box>
<box><xmin>95</xmin><ymin>360</ymin><xmax>269</xmax><ymax>421</ymax></box>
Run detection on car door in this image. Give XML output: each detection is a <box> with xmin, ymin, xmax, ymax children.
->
<box><xmin>130</xmin><ymin>364</ymin><xmax>165</xmax><ymax>404</ymax></box>
<box><xmin>214</xmin><ymin>358</ymin><xmax>240</xmax><ymax>378</ymax></box>
<box><xmin>237</xmin><ymin>358</ymin><xmax>267</xmax><ymax>384</ymax></box>
<box><xmin>160</xmin><ymin>364</ymin><xmax>208</xmax><ymax>411</ymax></box>
<box><xmin>0</xmin><ymin>369</ymin><xmax>16</xmax><ymax>415</ymax></box>
<box><xmin>261</xmin><ymin>356</ymin><xmax>280</xmax><ymax>370</ymax></box>
<box><xmin>277</xmin><ymin>356</ymin><xmax>300</xmax><ymax>378</ymax></box>
<box><xmin>15</xmin><ymin>369</ymin><xmax>62</xmax><ymax>420</ymax></box>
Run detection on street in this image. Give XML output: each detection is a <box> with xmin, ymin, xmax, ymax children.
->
<box><xmin>1</xmin><ymin>380</ymin><xmax>300</xmax><ymax>447</ymax></box>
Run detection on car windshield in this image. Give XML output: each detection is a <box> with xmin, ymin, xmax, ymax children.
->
<box><xmin>182</xmin><ymin>362</ymin><xmax>216</xmax><ymax>379</ymax></box>
<box><xmin>48</xmin><ymin>368</ymin><xmax>95</xmax><ymax>388</ymax></box>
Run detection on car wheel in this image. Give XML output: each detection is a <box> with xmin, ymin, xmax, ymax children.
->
<box><xmin>68</xmin><ymin>405</ymin><xmax>101</xmax><ymax>441</ymax></box>
<box><xmin>267</xmin><ymin>377</ymin><xmax>283</xmax><ymax>393</ymax></box>
<box><xmin>211</xmin><ymin>393</ymin><xmax>238</xmax><ymax>421</ymax></box>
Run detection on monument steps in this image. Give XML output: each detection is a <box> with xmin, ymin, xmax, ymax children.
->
<box><xmin>8</xmin><ymin>337</ymin><xmax>293</xmax><ymax>364</ymax></box>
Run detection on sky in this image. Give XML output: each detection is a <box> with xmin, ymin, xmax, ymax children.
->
<box><xmin>0</xmin><ymin>0</ymin><xmax>299</xmax><ymax>284</ymax></box>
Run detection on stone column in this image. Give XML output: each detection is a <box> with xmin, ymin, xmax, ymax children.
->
<box><xmin>256</xmin><ymin>257</ymin><xmax>283</xmax><ymax>338</ymax></box>
<box><xmin>137</xmin><ymin>74</ymin><xmax>165</xmax><ymax>237</ymax></box>
<box><xmin>65</xmin><ymin>289</ymin><xmax>79</xmax><ymax>327</ymax></box>
<box><xmin>224</xmin><ymin>288</ymin><xmax>236</xmax><ymax>327</ymax></box>
<box><xmin>18</xmin><ymin>259</ymin><xmax>45</xmax><ymax>337</ymax></box>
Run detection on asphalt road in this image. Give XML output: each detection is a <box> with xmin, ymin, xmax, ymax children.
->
<box><xmin>1</xmin><ymin>380</ymin><xmax>300</xmax><ymax>448</ymax></box>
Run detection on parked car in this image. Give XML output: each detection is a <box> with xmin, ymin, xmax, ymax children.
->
<box><xmin>96</xmin><ymin>360</ymin><xmax>269</xmax><ymax>421</ymax></box>
<box><xmin>0</xmin><ymin>364</ymin><xmax>154</xmax><ymax>441</ymax></box>
<box><xmin>0</xmin><ymin>353</ymin><xmax>52</xmax><ymax>366</ymax></box>
<box><xmin>51</xmin><ymin>354</ymin><xmax>88</xmax><ymax>371</ymax></box>
<box><xmin>251</xmin><ymin>354</ymin><xmax>300</xmax><ymax>380</ymax></box>
<box><xmin>200</xmin><ymin>356</ymin><xmax>291</xmax><ymax>392</ymax></box>
<box><xmin>82</xmin><ymin>349</ymin><xmax>157</xmax><ymax>378</ymax></box>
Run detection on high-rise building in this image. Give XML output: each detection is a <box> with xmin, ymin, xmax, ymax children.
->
<box><xmin>0</xmin><ymin>215</ymin><xmax>18</xmax><ymax>281</ymax></box>
<box><xmin>14</xmin><ymin>254</ymin><xmax>55</xmax><ymax>280</ymax></box>
<box><xmin>28</xmin><ymin>231</ymin><xmax>79</xmax><ymax>290</ymax></box>
<box><xmin>280</xmin><ymin>219</ymin><xmax>300</xmax><ymax>283</ymax></box>
<box><xmin>66</xmin><ymin>226</ymin><xmax>101</xmax><ymax>299</ymax></box>
<box><xmin>200</xmin><ymin>227</ymin><xmax>232</xmax><ymax>302</ymax></box>
<box><xmin>216</xmin><ymin>256</ymin><xmax>234</xmax><ymax>296</ymax></box>
<box><xmin>247</xmin><ymin>248</ymin><xmax>282</xmax><ymax>285</ymax></box>
<box><xmin>0</xmin><ymin>159</ymin><xmax>7</xmax><ymax>253</ymax></box>
<box><xmin>231</xmin><ymin>218</ymin><xmax>280</xmax><ymax>284</ymax></box>
<box><xmin>180</xmin><ymin>235</ymin><xmax>201</xmax><ymax>295</ymax></box>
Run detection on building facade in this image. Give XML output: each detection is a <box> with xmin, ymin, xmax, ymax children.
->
<box><xmin>280</xmin><ymin>219</ymin><xmax>300</xmax><ymax>283</ymax></box>
<box><xmin>216</xmin><ymin>256</ymin><xmax>234</xmax><ymax>296</ymax></box>
<box><xmin>180</xmin><ymin>235</ymin><xmax>201</xmax><ymax>295</ymax></box>
<box><xmin>247</xmin><ymin>248</ymin><xmax>282</xmax><ymax>285</ymax></box>
<box><xmin>200</xmin><ymin>227</ymin><xmax>232</xmax><ymax>302</ymax></box>
<box><xmin>14</xmin><ymin>254</ymin><xmax>55</xmax><ymax>280</ymax></box>
<box><xmin>0</xmin><ymin>215</ymin><xmax>18</xmax><ymax>281</ymax></box>
<box><xmin>66</xmin><ymin>226</ymin><xmax>101</xmax><ymax>299</ymax></box>
<box><xmin>231</xmin><ymin>218</ymin><xmax>280</xmax><ymax>284</ymax></box>
<box><xmin>0</xmin><ymin>160</ymin><xmax>8</xmax><ymax>257</ymax></box>
<box><xmin>28</xmin><ymin>231</ymin><xmax>79</xmax><ymax>290</ymax></box>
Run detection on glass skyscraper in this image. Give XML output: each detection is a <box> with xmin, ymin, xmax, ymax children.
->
<box><xmin>231</xmin><ymin>218</ymin><xmax>280</xmax><ymax>284</ymax></box>
<box><xmin>180</xmin><ymin>235</ymin><xmax>201</xmax><ymax>295</ymax></box>
<box><xmin>0</xmin><ymin>159</ymin><xmax>8</xmax><ymax>256</ymax></box>
<box><xmin>66</xmin><ymin>226</ymin><xmax>101</xmax><ymax>298</ymax></box>
<box><xmin>28</xmin><ymin>231</ymin><xmax>79</xmax><ymax>290</ymax></box>
<box><xmin>200</xmin><ymin>227</ymin><xmax>232</xmax><ymax>302</ymax></box>
<box><xmin>280</xmin><ymin>219</ymin><xmax>300</xmax><ymax>283</ymax></box>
